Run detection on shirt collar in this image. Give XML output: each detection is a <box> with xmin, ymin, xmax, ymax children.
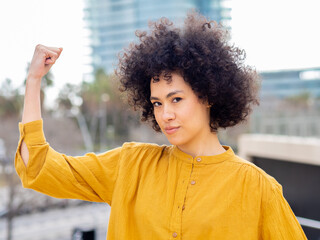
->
<box><xmin>171</xmin><ymin>145</ymin><xmax>235</xmax><ymax>165</ymax></box>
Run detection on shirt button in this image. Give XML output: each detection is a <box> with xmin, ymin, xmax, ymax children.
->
<box><xmin>191</xmin><ymin>180</ymin><xmax>196</xmax><ymax>185</ymax></box>
<box><xmin>182</xmin><ymin>205</ymin><xmax>185</xmax><ymax>210</ymax></box>
<box><xmin>196</xmin><ymin>157</ymin><xmax>201</xmax><ymax>162</ymax></box>
<box><xmin>172</xmin><ymin>232</ymin><xmax>178</xmax><ymax>238</ymax></box>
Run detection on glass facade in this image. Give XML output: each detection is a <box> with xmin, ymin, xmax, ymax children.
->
<box><xmin>84</xmin><ymin>0</ymin><xmax>231</xmax><ymax>73</ymax></box>
<box><xmin>260</xmin><ymin>68</ymin><xmax>320</xmax><ymax>98</ymax></box>
<box><xmin>250</xmin><ymin>68</ymin><xmax>320</xmax><ymax>138</ymax></box>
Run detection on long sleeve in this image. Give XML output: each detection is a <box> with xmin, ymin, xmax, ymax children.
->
<box><xmin>260</xmin><ymin>182</ymin><xmax>307</xmax><ymax>239</ymax></box>
<box><xmin>15</xmin><ymin>119</ymin><xmax>121</xmax><ymax>205</ymax></box>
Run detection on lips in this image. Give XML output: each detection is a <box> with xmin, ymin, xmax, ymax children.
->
<box><xmin>164</xmin><ymin>126</ymin><xmax>180</xmax><ymax>135</ymax></box>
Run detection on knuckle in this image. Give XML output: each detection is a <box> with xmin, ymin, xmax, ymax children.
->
<box><xmin>36</xmin><ymin>44</ymin><xmax>42</xmax><ymax>50</ymax></box>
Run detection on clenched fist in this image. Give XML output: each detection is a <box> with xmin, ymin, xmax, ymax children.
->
<box><xmin>27</xmin><ymin>44</ymin><xmax>63</xmax><ymax>80</ymax></box>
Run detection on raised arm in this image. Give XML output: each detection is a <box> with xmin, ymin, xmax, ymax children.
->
<box><xmin>20</xmin><ymin>44</ymin><xmax>62</xmax><ymax>166</ymax></box>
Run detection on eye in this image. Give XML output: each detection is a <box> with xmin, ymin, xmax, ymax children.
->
<box><xmin>172</xmin><ymin>97</ymin><xmax>182</xmax><ymax>103</ymax></box>
<box><xmin>152</xmin><ymin>101</ymin><xmax>161</xmax><ymax>107</ymax></box>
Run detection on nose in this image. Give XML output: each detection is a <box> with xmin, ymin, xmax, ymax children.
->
<box><xmin>162</xmin><ymin>105</ymin><xmax>175</xmax><ymax>122</ymax></box>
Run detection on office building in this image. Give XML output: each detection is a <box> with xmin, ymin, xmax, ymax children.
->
<box><xmin>251</xmin><ymin>68</ymin><xmax>320</xmax><ymax>137</ymax></box>
<box><xmin>83</xmin><ymin>0</ymin><xmax>231</xmax><ymax>73</ymax></box>
<box><xmin>260</xmin><ymin>67</ymin><xmax>320</xmax><ymax>99</ymax></box>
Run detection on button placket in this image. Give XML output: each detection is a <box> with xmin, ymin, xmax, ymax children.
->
<box><xmin>190</xmin><ymin>157</ymin><xmax>200</xmax><ymax>186</ymax></box>
<box><xmin>170</xmin><ymin>162</ymin><xmax>191</xmax><ymax>240</ymax></box>
<box><xmin>180</xmin><ymin>159</ymin><xmax>198</xmax><ymax>238</ymax></box>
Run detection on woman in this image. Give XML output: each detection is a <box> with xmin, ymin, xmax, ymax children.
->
<box><xmin>16</xmin><ymin>12</ymin><xmax>306</xmax><ymax>239</ymax></box>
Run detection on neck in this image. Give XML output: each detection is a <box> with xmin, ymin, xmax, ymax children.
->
<box><xmin>177</xmin><ymin>131</ymin><xmax>226</xmax><ymax>158</ymax></box>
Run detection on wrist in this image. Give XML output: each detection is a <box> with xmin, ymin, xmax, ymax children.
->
<box><xmin>26</xmin><ymin>75</ymin><xmax>42</xmax><ymax>85</ymax></box>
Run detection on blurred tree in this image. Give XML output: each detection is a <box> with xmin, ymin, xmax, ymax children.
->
<box><xmin>285</xmin><ymin>92</ymin><xmax>311</xmax><ymax>108</ymax></box>
<box><xmin>1</xmin><ymin>157</ymin><xmax>23</xmax><ymax>240</ymax></box>
<box><xmin>0</xmin><ymin>78</ymin><xmax>23</xmax><ymax>118</ymax></box>
<box><xmin>57</xmin><ymin>83</ymin><xmax>80</xmax><ymax>112</ymax></box>
<box><xmin>0</xmin><ymin>66</ymin><xmax>56</xmax><ymax>240</ymax></box>
<box><xmin>0</xmin><ymin>63</ymin><xmax>54</xmax><ymax>118</ymax></box>
<box><xmin>1</xmin><ymin>155</ymin><xmax>78</xmax><ymax>240</ymax></box>
<box><xmin>81</xmin><ymin>68</ymin><xmax>117</xmax><ymax>114</ymax></box>
<box><xmin>57</xmin><ymin>68</ymin><xmax>137</xmax><ymax>151</ymax></box>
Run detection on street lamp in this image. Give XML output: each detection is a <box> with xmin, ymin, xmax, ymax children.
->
<box><xmin>99</xmin><ymin>93</ymin><xmax>110</xmax><ymax>152</ymax></box>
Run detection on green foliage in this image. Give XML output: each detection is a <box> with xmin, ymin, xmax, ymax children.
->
<box><xmin>57</xmin><ymin>83</ymin><xmax>80</xmax><ymax>111</ymax></box>
<box><xmin>80</xmin><ymin>68</ymin><xmax>132</xmax><ymax>146</ymax></box>
<box><xmin>0</xmin><ymin>63</ymin><xmax>56</xmax><ymax>118</ymax></box>
<box><xmin>82</xmin><ymin>69</ymin><xmax>113</xmax><ymax>100</ymax></box>
<box><xmin>56</xmin><ymin>68</ymin><xmax>136</xmax><ymax>148</ymax></box>
<box><xmin>80</xmin><ymin>69</ymin><xmax>120</xmax><ymax>111</ymax></box>
<box><xmin>0</xmin><ymin>79</ymin><xmax>23</xmax><ymax>117</ymax></box>
<box><xmin>285</xmin><ymin>91</ymin><xmax>311</xmax><ymax>104</ymax></box>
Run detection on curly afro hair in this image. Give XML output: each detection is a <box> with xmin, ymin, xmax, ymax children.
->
<box><xmin>116</xmin><ymin>11</ymin><xmax>260</xmax><ymax>132</ymax></box>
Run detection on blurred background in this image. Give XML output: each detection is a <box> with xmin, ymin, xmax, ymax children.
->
<box><xmin>0</xmin><ymin>0</ymin><xmax>320</xmax><ymax>239</ymax></box>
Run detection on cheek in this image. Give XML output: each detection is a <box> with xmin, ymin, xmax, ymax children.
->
<box><xmin>182</xmin><ymin>102</ymin><xmax>209</xmax><ymax>123</ymax></box>
<box><xmin>179</xmin><ymin>103</ymin><xmax>196</xmax><ymax>118</ymax></box>
<box><xmin>153</xmin><ymin>109</ymin><xmax>162</xmax><ymax>125</ymax></box>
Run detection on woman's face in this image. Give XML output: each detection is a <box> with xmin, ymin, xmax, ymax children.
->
<box><xmin>150</xmin><ymin>72</ymin><xmax>211</xmax><ymax>149</ymax></box>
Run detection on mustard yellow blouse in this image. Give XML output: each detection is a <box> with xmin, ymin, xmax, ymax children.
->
<box><xmin>15</xmin><ymin>120</ymin><xmax>307</xmax><ymax>240</ymax></box>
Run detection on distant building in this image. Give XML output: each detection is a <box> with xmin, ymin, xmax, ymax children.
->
<box><xmin>250</xmin><ymin>67</ymin><xmax>320</xmax><ymax>137</ymax></box>
<box><xmin>83</xmin><ymin>0</ymin><xmax>231</xmax><ymax>74</ymax></box>
<box><xmin>260</xmin><ymin>67</ymin><xmax>320</xmax><ymax>99</ymax></box>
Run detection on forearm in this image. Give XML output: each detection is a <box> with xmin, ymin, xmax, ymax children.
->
<box><xmin>20</xmin><ymin>77</ymin><xmax>42</xmax><ymax>166</ymax></box>
<box><xmin>19</xmin><ymin>44</ymin><xmax>62</xmax><ymax>166</ymax></box>
<box><xmin>22</xmin><ymin>77</ymin><xmax>42</xmax><ymax>124</ymax></box>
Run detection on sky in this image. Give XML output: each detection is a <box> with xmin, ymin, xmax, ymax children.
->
<box><xmin>0</xmin><ymin>0</ymin><xmax>320</xmax><ymax>104</ymax></box>
<box><xmin>231</xmin><ymin>0</ymin><xmax>320</xmax><ymax>72</ymax></box>
<box><xmin>0</xmin><ymin>0</ymin><xmax>87</xmax><ymax>103</ymax></box>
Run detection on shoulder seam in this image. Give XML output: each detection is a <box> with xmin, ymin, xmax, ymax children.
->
<box><xmin>122</xmin><ymin>142</ymin><xmax>167</xmax><ymax>151</ymax></box>
<box><xmin>227</xmin><ymin>159</ymin><xmax>279</xmax><ymax>190</ymax></box>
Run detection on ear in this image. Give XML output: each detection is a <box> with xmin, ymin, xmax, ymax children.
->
<box><xmin>203</xmin><ymin>98</ymin><xmax>212</xmax><ymax>108</ymax></box>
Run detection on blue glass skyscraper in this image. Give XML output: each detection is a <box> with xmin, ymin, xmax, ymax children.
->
<box><xmin>83</xmin><ymin>0</ymin><xmax>231</xmax><ymax>73</ymax></box>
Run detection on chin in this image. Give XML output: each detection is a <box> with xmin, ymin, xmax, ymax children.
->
<box><xmin>164</xmin><ymin>135</ymin><xmax>185</xmax><ymax>146</ymax></box>
<box><xmin>161</xmin><ymin>128</ymin><xmax>187</xmax><ymax>146</ymax></box>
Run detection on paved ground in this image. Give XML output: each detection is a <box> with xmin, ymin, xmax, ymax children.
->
<box><xmin>0</xmin><ymin>203</ymin><xmax>111</xmax><ymax>240</ymax></box>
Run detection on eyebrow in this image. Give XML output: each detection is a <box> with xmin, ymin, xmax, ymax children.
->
<box><xmin>150</xmin><ymin>90</ymin><xmax>183</xmax><ymax>101</ymax></box>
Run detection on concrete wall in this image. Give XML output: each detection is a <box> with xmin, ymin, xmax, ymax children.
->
<box><xmin>238</xmin><ymin>134</ymin><xmax>320</xmax><ymax>238</ymax></box>
<box><xmin>238</xmin><ymin>134</ymin><xmax>320</xmax><ymax>166</ymax></box>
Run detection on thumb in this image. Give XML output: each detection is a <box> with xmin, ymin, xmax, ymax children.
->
<box><xmin>45</xmin><ymin>57</ymin><xmax>56</xmax><ymax>65</ymax></box>
<box><xmin>56</xmin><ymin>47</ymin><xmax>63</xmax><ymax>60</ymax></box>
<box><xmin>58</xmin><ymin>47</ymin><xmax>63</xmax><ymax>57</ymax></box>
